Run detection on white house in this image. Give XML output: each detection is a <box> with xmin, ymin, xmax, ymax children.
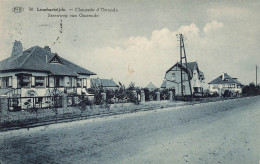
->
<box><xmin>162</xmin><ymin>61</ymin><xmax>205</xmax><ymax>95</ymax></box>
<box><xmin>0</xmin><ymin>41</ymin><xmax>96</xmax><ymax>98</ymax></box>
<box><xmin>208</xmin><ymin>73</ymin><xmax>243</xmax><ymax>95</ymax></box>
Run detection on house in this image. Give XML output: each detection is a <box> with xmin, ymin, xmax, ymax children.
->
<box><xmin>160</xmin><ymin>80</ymin><xmax>166</xmax><ymax>90</ymax></box>
<box><xmin>0</xmin><ymin>40</ymin><xmax>96</xmax><ymax>98</ymax></box>
<box><xmin>208</xmin><ymin>73</ymin><xmax>243</xmax><ymax>96</ymax></box>
<box><xmin>91</xmin><ymin>78</ymin><xmax>119</xmax><ymax>90</ymax></box>
<box><xmin>146</xmin><ymin>82</ymin><xmax>157</xmax><ymax>91</ymax></box>
<box><xmin>163</xmin><ymin>61</ymin><xmax>205</xmax><ymax>95</ymax></box>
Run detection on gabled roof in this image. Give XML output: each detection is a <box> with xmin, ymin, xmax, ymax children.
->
<box><xmin>91</xmin><ymin>78</ymin><xmax>119</xmax><ymax>88</ymax></box>
<box><xmin>146</xmin><ymin>82</ymin><xmax>157</xmax><ymax>89</ymax></box>
<box><xmin>160</xmin><ymin>80</ymin><xmax>166</xmax><ymax>88</ymax></box>
<box><xmin>166</xmin><ymin>61</ymin><xmax>201</xmax><ymax>79</ymax></box>
<box><xmin>0</xmin><ymin>45</ymin><xmax>96</xmax><ymax>76</ymax></box>
<box><xmin>208</xmin><ymin>73</ymin><xmax>243</xmax><ymax>85</ymax></box>
<box><xmin>166</xmin><ymin>62</ymin><xmax>197</xmax><ymax>73</ymax></box>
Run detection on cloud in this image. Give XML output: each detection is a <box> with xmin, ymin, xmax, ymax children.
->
<box><xmin>203</xmin><ymin>21</ymin><xmax>224</xmax><ymax>34</ymax></box>
<box><xmin>208</xmin><ymin>6</ymin><xmax>250</xmax><ymax>19</ymax></box>
<box><xmin>177</xmin><ymin>23</ymin><xmax>200</xmax><ymax>37</ymax></box>
<box><xmin>88</xmin><ymin>22</ymin><xmax>225</xmax><ymax>87</ymax></box>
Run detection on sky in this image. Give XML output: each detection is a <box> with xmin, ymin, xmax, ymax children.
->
<box><xmin>0</xmin><ymin>0</ymin><xmax>259</xmax><ymax>87</ymax></box>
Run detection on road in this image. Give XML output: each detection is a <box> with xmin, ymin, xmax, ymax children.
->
<box><xmin>0</xmin><ymin>96</ymin><xmax>260</xmax><ymax>164</ymax></box>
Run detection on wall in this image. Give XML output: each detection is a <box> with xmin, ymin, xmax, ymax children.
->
<box><xmin>209</xmin><ymin>83</ymin><xmax>242</xmax><ymax>95</ymax></box>
<box><xmin>165</xmin><ymin>65</ymin><xmax>205</xmax><ymax>95</ymax></box>
<box><xmin>0</xmin><ymin>97</ymin><xmax>183</xmax><ymax>128</ymax></box>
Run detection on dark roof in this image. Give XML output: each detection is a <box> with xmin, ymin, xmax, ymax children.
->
<box><xmin>166</xmin><ymin>62</ymin><xmax>197</xmax><ymax>73</ymax></box>
<box><xmin>0</xmin><ymin>46</ymin><xmax>96</xmax><ymax>76</ymax></box>
<box><xmin>91</xmin><ymin>78</ymin><xmax>119</xmax><ymax>87</ymax></box>
<box><xmin>146</xmin><ymin>82</ymin><xmax>157</xmax><ymax>89</ymax></box>
<box><xmin>208</xmin><ymin>73</ymin><xmax>243</xmax><ymax>85</ymax></box>
<box><xmin>199</xmin><ymin>71</ymin><xmax>204</xmax><ymax>76</ymax></box>
<box><xmin>160</xmin><ymin>80</ymin><xmax>166</xmax><ymax>88</ymax></box>
<box><xmin>166</xmin><ymin>61</ymin><xmax>200</xmax><ymax>78</ymax></box>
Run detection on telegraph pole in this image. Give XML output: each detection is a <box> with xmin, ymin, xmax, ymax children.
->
<box><xmin>180</xmin><ymin>34</ymin><xmax>183</xmax><ymax>97</ymax></box>
<box><xmin>177</xmin><ymin>34</ymin><xmax>193</xmax><ymax>98</ymax></box>
<box><xmin>256</xmin><ymin>65</ymin><xmax>258</xmax><ymax>85</ymax></box>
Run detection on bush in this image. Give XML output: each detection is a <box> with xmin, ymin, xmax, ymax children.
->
<box><xmin>211</xmin><ymin>92</ymin><xmax>219</xmax><ymax>97</ymax></box>
<box><xmin>223</xmin><ymin>90</ymin><xmax>232</xmax><ymax>98</ymax></box>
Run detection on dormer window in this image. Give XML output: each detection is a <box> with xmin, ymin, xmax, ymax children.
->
<box><xmin>50</xmin><ymin>57</ymin><xmax>59</xmax><ymax>63</ymax></box>
<box><xmin>49</xmin><ymin>54</ymin><xmax>63</xmax><ymax>64</ymax></box>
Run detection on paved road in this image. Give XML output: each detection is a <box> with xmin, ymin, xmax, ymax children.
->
<box><xmin>0</xmin><ymin>96</ymin><xmax>259</xmax><ymax>164</ymax></box>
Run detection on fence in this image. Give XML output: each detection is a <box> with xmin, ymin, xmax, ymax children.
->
<box><xmin>5</xmin><ymin>90</ymin><xmax>174</xmax><ymax>111</ymax></box>
<box><xmin>67</xmin><ymin>95</ymin><xmax>82</xmax><ymax>107</ymax></box>
<box><xmin>8</xmin><ymin>96</ymin><xmax>63</xmax><ymax>111</ymax></box>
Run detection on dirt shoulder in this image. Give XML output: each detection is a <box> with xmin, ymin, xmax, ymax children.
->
<box><xmin>0</xmin><ymin>96</ymin><xmax>259</xmax><ymax>164</ymax></box>
<box><xmin>0</xmin><ymin>96</ymin><xmax>255</xmax><ymax>132</ymax></box>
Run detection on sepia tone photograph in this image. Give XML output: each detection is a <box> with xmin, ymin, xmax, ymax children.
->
<box><xmin>0</xmin><ymin>0</ymin><xmax>259</xmax><ymax>163</ymax></box>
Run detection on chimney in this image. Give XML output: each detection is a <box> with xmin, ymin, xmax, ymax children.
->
<box><xmin>44</xmin><ymin>46</ymin><xmax>51</xmax><ymax>52</ymax></box>
<box><xmin>11</xmin><ymin>40</ymin><xmax>23</xmax><ymax>58</ymax></box>
<box><xmin>222</xmin><ymin>73</ymin><xmax>225</xmax><ymax>81</ymax></box>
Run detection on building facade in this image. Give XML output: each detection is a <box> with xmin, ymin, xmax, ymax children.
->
<box><xmin>163</xmin><ymin>61</ymin><xmax>205</xmax><ymax>95</ymax></box>
<box><xmin>208</xmin><ymin>73</ymin><xmax>243</xmax><ymax>96</ymax></box>
<box><xmin>91</xmin><ymin>78</ymin><xmax>119</xmax><ymax>90</ymax></box>
<box><xmin>0</xmin><ymin>41</ymin><xmax>96</xmax><ymax>98</ymax></box>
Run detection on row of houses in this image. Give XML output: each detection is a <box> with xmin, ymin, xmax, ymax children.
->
<box><xmin>160</xmin><ymin>61</ymin><xmax>243</xmax><ymax>96</ymax></box>
<box><xmin>0</xmin><ymin>41</ymin><xmax>243</xmax><ymax>98</ymax></box>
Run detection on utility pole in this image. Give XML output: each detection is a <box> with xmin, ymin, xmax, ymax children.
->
<box><xmin>180</xmin><ymin>34</ymin><xmax>183</xmax><ymax>97</ymax></box>
<box><xmin>177</xmin><ymin>34</ymin><xmax>193</xmax><ymax>99</ymax></box>
<box><xmin>256</xmin><ymin>65</ymin><xmax>258</xmax><ymax>85</ymax></box>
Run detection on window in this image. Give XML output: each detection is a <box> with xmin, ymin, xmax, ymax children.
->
<box><xmin>35</xmin><ymin>76</ymin><xmax>45</xmax><ymax>87</ymax></box>
<box><xmin>69</xmin><ymin>77</ymin><xmax>73</xmax><ymax>87</ymax></box>
<box><xmin>182</xmin><ymin>85</ymin><xmax>186</xmax><ymax>92</ymax></box>
<box><xmin>49</xmin><ymin>77</ymin><xmax>54</xmax><ymax>87</ymax></box>
<box><xmin>18</xmin><ymin>75</ymin><xmax>30</xmax><ymax>88</ymax></box>
<box><xmin>171</xmin><ymin>73</ymin><xmax>175</xmax><ymax>81</ymax></box>
<box><xmin>2</xmin><ymin>76</ymin><xmax>12</xmax><ymax>88</ymax></box>
<box><xmin>193</xmin><ymin>87</ymin><xmax>198</xmax><ymax>93</ymax></box>
<box><xmin>31</xmin><ymin>77</ymin><xmax>35</xmax><ymax>87</ymax></box>
<box><xmin>228</xmin><ymin>84</ymin><xmax>235</xmax><ymax>88</ymax></box>
<box><xmin>55</xmin><ymin>77</ymin><xmax>61</xmax><ymax>87</ymax></box>
<box><xmin>77</xmin><ymin>78</ymin><xmax>82</xmax><ymax>87</ymax></box>
<box><xmin>46</xmin><ymin>77</ymin><xmax>49</xmax><ymax>87</ymax></box>
<box><xmin>182</xmin><ymin>73</ymin><xmax>186</xmax><ymax>81</ymax></box>
<box><xmin>51</xmin><ymin>57</ymin><xmax>59</xmax><ymax>63</ymax></box>
<box><xmin>83</xmin><ymin>78</ymin><xmax>87</xmax><ymax>88</ymax></box>
<box><xmin>49</xmin><ymin>55</ymin><xmax>62</xmax><ymax>64</ymax></box>
<box><xmin>213</xmin><ymin>85</ymin><xmax>218</xmax><ymax>89</ymax></box>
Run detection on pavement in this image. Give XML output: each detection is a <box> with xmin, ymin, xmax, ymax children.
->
<box><xmin>0</xmin><ymin>96</ymin><xmax>259</xmax><ymax>164</ymax></box>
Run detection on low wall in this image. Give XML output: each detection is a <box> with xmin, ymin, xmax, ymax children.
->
<box><xmin>0</xmin><ymin>100</ymin><xmax>185</xmax><ymax>129</ymax></box>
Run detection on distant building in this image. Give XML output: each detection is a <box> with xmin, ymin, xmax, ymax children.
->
<box><xmin>0</xmin><ymin>41</ymin><xmax>96</xmax><ymax>97</ymax></box>
<box><xmin>163</xmin><ymin>61</ymin><xmax>205</xmax><ymax>95</ymax></box>
<box><xmin>160</xmin><ymin>80</ymin><xmax>166</xmax><ymax>90</ymax></box>
<box><xmin>91</xmin><ymin>78</ymin><xmax>119</xmax><ymax>90</ymax></box>
<box><xmin>146</xmin><ymin>82</ymin><xmax>157</xmax><ymax>90</ymax></box>
<box><xmin>208</xmin><ymin>73</ymin><xmax>243</xmax><ymax>95</ymax></box>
